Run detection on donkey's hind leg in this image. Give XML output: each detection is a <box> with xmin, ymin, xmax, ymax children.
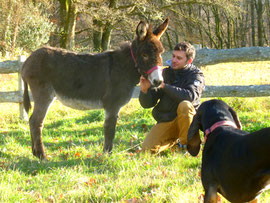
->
<box><xmin>29</xmin><ymin>83</ymin><xmax>55</xmax><ymax>160</ymax></box>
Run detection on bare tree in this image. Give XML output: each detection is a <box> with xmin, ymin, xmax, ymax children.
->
<box><xmin>250</xmin><ymin>0</ymin><xmax>256</xmax><ymax>46</ymax></box>
<box><xmin>58</xmin><ymin>0</ymin><xmax>77</xmax><ymax>49</ymax></box>
<box><xmin>256</xmin><ymin>0</ymin><xmax>264</xmax><ymax>46</ymax></box>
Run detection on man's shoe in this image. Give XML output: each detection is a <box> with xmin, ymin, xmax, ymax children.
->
<box><xmin>171</xmin><ymin>139</ymin><xmax>187</xmax><ymax>153</ymax></box>
<box><xmin>176</xmin><ymin>141</ymin><xmax>187</xmax><ymax>150</ymax></box>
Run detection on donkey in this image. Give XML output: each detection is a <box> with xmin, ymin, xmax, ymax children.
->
<box><xmin>21</xmin><ymin>19</ymin><xmax>169</xmax><ymax>160</ymax></box>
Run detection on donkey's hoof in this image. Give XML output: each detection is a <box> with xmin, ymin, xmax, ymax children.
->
<box><xmin>33</xmin><ymin>150</ymin><xmax>46</xmax><ymax>160</ymax></box>
<box><xmin>103</xmin><ymin>145</ymin><xmax>113</xmax><ymax>154</ymax></box>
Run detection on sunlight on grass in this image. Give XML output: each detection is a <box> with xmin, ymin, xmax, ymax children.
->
<box><xmin>202</xmin><ymin>61</ymin><xmax>270</xmax><ymax>86</ymax></box>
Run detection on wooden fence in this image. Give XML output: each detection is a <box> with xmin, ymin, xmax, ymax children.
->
<box><xmin>0</xmin><ymin>56</ymin><xmax>27</xmax><ymax>120</ymax></box>
<box><xmin>1</xmin><ymin>47</ymin><xmax>270</xmax><ymax>120</ymax></box>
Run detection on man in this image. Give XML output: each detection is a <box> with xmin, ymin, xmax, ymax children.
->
<box><xmin>139</xmin><ymin>42</ymin><xmax>205</xmax><ymax>154</ymax></box>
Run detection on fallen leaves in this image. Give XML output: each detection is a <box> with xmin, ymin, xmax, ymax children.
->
<box><xmin>131</xmin><ymin>123</ymin><xmax>148</xmax><ymax>132</ymax></box>
<box><xmin>74</xmin><ymin>151</ymin><xmax>81</xmax><ymax>158</ymax></box>
<box><xmin>141</xmin><ymin>124</ymin><xmax>148</xmax><ymax>132</ymax></box>
<box><xmin>0</xmin><ymin>161</ymin><xmax>7</xmax><ymax>170</ymax></box>
<box><xmin>85</xmin><ymin>178</ymin><xmax>97</xmax><ymax>187</ymax></box>
<box><xmin>121</xmin><ymin>197</ymin><xmax>139</xmax><ymax>203</ymax></box>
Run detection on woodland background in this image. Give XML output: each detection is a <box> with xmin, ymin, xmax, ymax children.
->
<box><xmin>0</xmin><ymin>0</ymin><xmax>269</xmax><ymax>58</ymax></box>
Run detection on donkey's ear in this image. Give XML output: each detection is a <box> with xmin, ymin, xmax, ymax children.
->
<box><xmin>136</xmin><ymin>21</ymin><xmax>149</xmax><ymax>41</ymax></box>
<box><xmin>187</xmin><ymin>114</ymin><xmax>202</xmax><ymax>156</ymax></box>
<box><xmin>153</xmin><ymin>18</ymin><xmax>169</xmax><ymax>40</ymax></box>
<box><xmin>229</xmin><ymin>107</ymin><xmax>242</xmax><ymax>130</ymax></box>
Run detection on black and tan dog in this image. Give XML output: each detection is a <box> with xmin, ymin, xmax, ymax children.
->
<box><xmin>187</xmin><ymin>99</ymin><xmax>270</xmax><ymax>203</ymax></box>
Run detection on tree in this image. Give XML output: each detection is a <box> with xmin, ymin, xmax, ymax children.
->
<box><xmin>58</xmin><ymin>0</ymin><xmax>77</xmax><ymax>49</ymax></box>
<box><xmin>0</xmin><ymin>0</ymin><xmax>55</xmax><ymax>54</ymax></box>
<box><xmin>256</xmin><ymin>0</ymin><xmax>264</xmax><ymax>46</ymax></box>
<box><xmin>250</xmin><ymin>0</ymin><xmax>256</xmax><ymax>46</ymax></box>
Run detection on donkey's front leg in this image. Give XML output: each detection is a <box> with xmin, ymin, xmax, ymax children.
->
<box><xmin>103</xmin><ymin>110</ymin><xmax>119</xmax><ymax>153</ymax></box>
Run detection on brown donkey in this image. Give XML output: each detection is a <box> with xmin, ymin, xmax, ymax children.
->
<box><xmin>21</xmin><ymin>19</ymin><xmax>169</xmax><ymax>159</ymax></box>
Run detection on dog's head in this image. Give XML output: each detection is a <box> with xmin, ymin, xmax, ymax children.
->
<box><xmin>187</xmin><ymin>99</ymin><xmax>242</xmax><ymax>156</ymax></box>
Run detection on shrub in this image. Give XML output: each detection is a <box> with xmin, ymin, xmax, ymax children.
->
<box><xmin>17</xmin><ymin>3</ymin><xmax>55</xmax><ymax>51</ymax></box>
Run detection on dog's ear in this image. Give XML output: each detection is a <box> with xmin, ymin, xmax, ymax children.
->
<box><xmin>228</xmin><ymin>107</ymin><xmax>242</xmax><ymax>130</ymax></box>
<box><xmin>187</xmin><ymin>114</ymin><xmax>202</xmax><ymax>156</ymax></box>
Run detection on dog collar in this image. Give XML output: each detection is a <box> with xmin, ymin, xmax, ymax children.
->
<box><xmin>204</xmin><ymin>120</ymin><xmax>238</xmax><ymax>142</ymax></box>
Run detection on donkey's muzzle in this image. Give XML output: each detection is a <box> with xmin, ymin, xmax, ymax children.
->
<box><xmin>152</xmin><ymin>79</ymin><xmax>162</xmax><ymax>87</ymax></box>
<box><xmin>147</xmin><ymin>66</ymin><xmax>164</xmax><ymax>87</ymax></box>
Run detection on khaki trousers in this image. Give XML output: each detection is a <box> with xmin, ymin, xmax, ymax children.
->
<box><xmin>142</xmin><ymin>100</ymin><xmax>196</xmax><ymax>154</ymax></box>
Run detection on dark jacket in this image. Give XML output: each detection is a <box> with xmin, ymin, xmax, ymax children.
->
<box><xmin>139</xmin><ymin>64</ymin><xmax>205</xmax><ymax>123</ymax></box>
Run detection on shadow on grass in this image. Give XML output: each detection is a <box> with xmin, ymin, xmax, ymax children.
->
<box><xmin>8</xmin><ymin>155</ymin><xmax>115</xmax><ymax>176</ymax></box>
<box><xmin>46</xmin><ymin>110</ymin><xmax>105</xmax><ymax>129</ymax></box>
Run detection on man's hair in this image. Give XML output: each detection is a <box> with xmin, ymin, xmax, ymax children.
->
<box><xmin>174</xmin><ymin>42</ymin><xmax>196</xmax><ymax>60</ymax></box>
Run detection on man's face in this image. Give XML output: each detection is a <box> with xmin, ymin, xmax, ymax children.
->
<box><xmin>171</xmin><ymin>50</ymin><xmax>188</xmax><ymax>70</ymax></box>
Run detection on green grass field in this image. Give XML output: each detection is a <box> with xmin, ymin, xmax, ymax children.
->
<box><xmin>0</xmin><ymin>61</ymin><xmax>270</xmax><ymax>202</ymax></box>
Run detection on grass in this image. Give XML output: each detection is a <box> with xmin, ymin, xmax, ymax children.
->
<box><xmin>0</xmin><ymin>61</ymin><xmax>270</xmax><ymax>202</ymax></box>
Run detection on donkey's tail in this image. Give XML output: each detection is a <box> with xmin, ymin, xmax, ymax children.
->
<box><xmin>23</xmin><ymin>81</ymin><xmax>31</xmax><ymax>114</ymax></box>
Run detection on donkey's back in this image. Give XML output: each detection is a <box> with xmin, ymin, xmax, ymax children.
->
<box><xmin>22</xmin><ymin>46</ymin><xmax>111</xmax><ymax>106</ymax></box>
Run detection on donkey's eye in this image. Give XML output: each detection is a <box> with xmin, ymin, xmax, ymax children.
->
<box><xmin>142</xmin><ymin>54</ymin><xmax>149</xmax><ymax>60</ymax></box>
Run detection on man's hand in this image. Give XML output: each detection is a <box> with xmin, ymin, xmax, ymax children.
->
<box><xmin>140</xmin><ymin>76</ymin><xmax>151</xmax><ymax>94</ymax></box>
<box><xmin>158</xmin><ymin>82</ymin><xmax>165</xmax><ymax>89</ymax></box>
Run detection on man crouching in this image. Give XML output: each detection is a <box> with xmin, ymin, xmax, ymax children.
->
<box><xmin>139</xmin><ymin>42</ymin><xmax>205</xmax><ymax>154</ymax></box>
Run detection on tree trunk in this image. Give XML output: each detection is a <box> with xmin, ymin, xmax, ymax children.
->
<box><xmin>203</xmin><ymin>7</ymin><xmax>216</xmax><ymax>48</ymax></box>
<box><xmin>197</xmin><ymin>6</ymin><xmax>205</xmax><ymax>47</ymax></box>
<box><xmin>165</xmin><ymin>31</ymin><xmax>173</xmax><ymax>50</ymax></box>
<box><xmin>212</xmin><ymin>6</ymin><xmax>223</xmax><ymax>49</ymax></box>
<box><xmin>256</xmin><ymin>0</ymin><xmax>264</xmax><ymax>46</ymax></box>
<box><xmin>11</xmin><ymin>3</ymin><xmax>19</xmax><ymax>51</ymax></box>
<box><xmin>101</xmin><ymin>22</ymin><xmax>112</xmax><ymax>51</ymax></box>
<box><xmin>266</xmin><ymin>0</ymin><xmax>270</xmax><ymax>42</ymax></box>
<box><xmin>92</xmin><ymin>0</ymin><xmax>117</xmax><ymax>52</ymax></box>
<box><xmin>93</xmin><ymin>19</ymin><xmax>102</xmax><ymax>52</ymax></box>
<box><xmin>11</xmin><ymin>19</ymin><xmax>19</xmax><ymax>51</ymax></box>
<box><xmin>100</xmin><ymin>0</ymin><xmax>117</xmax><ymax>51</ymax></box>
<box><xmin>225</xmin><ymin>14</ymin><xmax>233</xmax><ymax>48</ymax></box>
<box><xmin>59</xmin><ymin>0</ymin><xmax>77</xmax><ymax>49</ymax></box>
<box><xmin>239</xmin><ymin>1</ymin><xmax>249</xmax><ymax>47</ymax></box>
<box><xmin>250</xmin><ymin>0</ymin><xmax>256</xmax><ymax>46</ymax></box>
<box><xmin>66</xmin><ymin>1</ymin><xmax>77</xmax><ymax>49</ymax></box>
<box><xmin>1</xmin><ymin>0</ymin><xmax>12</xmax><ymax>56</ymax></box>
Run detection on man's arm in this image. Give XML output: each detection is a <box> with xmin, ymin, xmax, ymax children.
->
<box><xmin>159</xmin><ymin>74</ymin><xmax>205</xmax><ymax>103</ymax></box>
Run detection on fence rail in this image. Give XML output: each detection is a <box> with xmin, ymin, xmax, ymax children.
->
<box><xmin>1</xmin><ymin>52</ymin><xmax>270</xmax><ymax>120</ymax></box>
<box><xmin>132</xmin><ymin>85</ymin><xmax>270</xmax><ymax>98</ymax></box>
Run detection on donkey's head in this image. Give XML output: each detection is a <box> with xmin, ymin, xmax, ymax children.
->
<box><xmin>132</xmin><ymin>18</ymin><xmax>169</xmax><ymax>87</ymax></box>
